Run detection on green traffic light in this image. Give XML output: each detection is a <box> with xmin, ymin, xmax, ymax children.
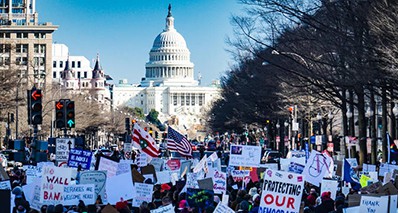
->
<box><xmin>67</xmin><ymin>119</ymin><xmax>75</xmax><ymax>127</ymax></box>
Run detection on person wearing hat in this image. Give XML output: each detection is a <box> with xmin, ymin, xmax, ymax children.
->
<box><xmin>314</xmin><ymin>191</ymin><xmax>335</xmax><ymax>213</ymax></box>
<box><xmin>249</xmin><ymin>194</ymin><xmax>261</xmax><ymax>213</ymax></box>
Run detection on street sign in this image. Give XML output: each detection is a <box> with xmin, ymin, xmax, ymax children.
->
<box><xmin>55</xmin><ymin>138</ymin><xmax>75</xmax><ymax>162</ymax></box>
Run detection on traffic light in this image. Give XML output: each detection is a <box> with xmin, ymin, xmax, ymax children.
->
<box><xmin>65</xmin><ymin>100</ymin><xmax>75</xmax><ymax>128</ymax></box>
<box><xmin>29</xmin><ymin>89</ymin><xmax>42</xmax><ymax>125</ymax></box>
<box><xmin>55</xmin><ymin>100</ymin><xmax>66</xmax><ymax>128</ymax></box>
<box><xmin>149</xmin><ymin>127</ymin><xmax>153</xmax><ymax>137</ymax></box>
<box><xmin>155</xmin><ymin>131</ymin><xmax>159</xmax><ymax>139</ymax></box>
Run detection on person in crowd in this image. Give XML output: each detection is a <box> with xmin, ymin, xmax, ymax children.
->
<box><xmin>139</xmin><ymin>201</ymin><xmax>150</xmax><ymax>213</ymax></box>
<box><xmin>328</xmin><ymin>195</ymin><xmax>346</xmax><ymax>213</ymax></box>
<box><xmin>162</xmin><ymin>196</ymin><xmax>173</xmax><ymax>206</ymax></box>
<box><xmin>249</xmin><ymin>194</ymin><xmax>261</xmax><ymax>213</ymax></box>
<box><xmin>314</xmin><ymin>191</ymin><xmax>335</xmax><ymax>213</ymax></box>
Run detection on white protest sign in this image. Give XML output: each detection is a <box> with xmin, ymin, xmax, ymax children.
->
<box><xmin>342</xmin><ymin>206</ymin><xmax>359</xmax><ymax>213</ymax></box>
<box><xmin>63</xmin><ymin>184</ymin><xmax>95</xmax><ymax>206</ymax></box>
<box><xmin>231</xmin><ymin>170</ymin><xmax>250</xmax><ymax>182</ymax></box>
<box><xmin>23</xmin><ymin>165</ymin><xmax>38</xmax><ymax>184</ymax></box>
<box><xmin>363</xmin><ymin>164</ymin><xmax>376</xmax><ymax>172</ymax></box>
<box><xmin>193</xmin><ymin>155</ymin><xmax>207</xmax><ymax>173</ymax></box>
<box><xmin>27</xmin><ymin>181</ymin><xmax>42</xmax><ymax>211</ymax></box>
<box><xmin>0</xmin><ymin>180</ymin><xmax>11</xmax><ymax>189</ymax></box>
<box><xmin>143</xmin><ymin>174</ymin><xmax>154</xmax><ymax>183</ymax></box>
<box><xmin>212</xmin><ymin>170</ymin><xmax>226</xmax><ymax>194</ymax></box>
<box><xmin>260</xmin><ymin>169</ymin><xmax>304</xmax><ymax>213</ymax></box>
<box><xmin>150</xmin><ymin>204</ymin><xmax>174</xmax><ymax>213</ymax></box>
<box><xmin>320</xmin><ymin>179</ymin><xmax>338</xmax><ymax>200</ymax></box>
<box><xmin>359</xmin><ymin>195</ymin><xmax>388</xmax><ymax>213</ymax></box>
<box><xmin>389</xmin><ymin>195</ymin><xmax>397</xmax><ymax>213</ymax></box>
<box><xmin>186</xmin><ymin>173</ymin><xmax>200</xmax><ymax>189</ymax></box>
<box><xmin>79</xmin><ymin>170</ymin><xmax>107</xmax><ymax>203</ymax></box>
<box><xmin>116</xmin><ymin>160</ymin><xmax>132</xmax><ymax>176</ymax></box>
<box><xmin>213</xmin><ymin>202</ymin><xmax>235</xmax><ymax>213</ymax></box>
<box><xmin>156</xmin><ymin>171</ymin><xmax>171</xmax><ymax>184</ymax></box>
<box><xmin>280</xmin><ymin>158</ymin><xmax>291</xmax><ymax>171</ymax></box>
<box><xmin>150</xmin><ymin>158</ymin><xmax>164</xmax><ymax>171</ymax></box>
<box><xmin>106</xmin><ymin>172</ymin><xmax>135</xmax><ymax>204</ymax></box>
<box><xmin>379</xmin><ymin>163</ymin><xmax>398</xmax><ymax>176</ymax></box>
<box><xmin>124</xmin><ymin>142</ymin><xmax>132</xmax><ymax>153</ymax></box>
<box><xmin>40</xmin><ymin>166</ymin><xmax>72</xmax><ymax>205</ymax></box>
<box><xmin>135</xmin><ymin>153</ymin><xmax>148</xmax><ymax>167</ymax></box>
<box><xmin>229</xmin><ymin>145</ymin><xmax>261</xmax><ymax>167</ymax></box>
<box><xmin>133</xmin><ymin>183</ymin><xmax>153</xmax><ymax>207</ymax></box>
<box><xmin>56</xmin><ymin>138</ymin><xmax>75</xmax><ymax>161</ymax></box>
<box><xmin>302</xmin><ymin>150</ymin><xmax>333</xmax><ymax>186</ymax></box>
<box><xmin>222</xmin><ymin>194</ymin><xmax>229</xmax><ymax>206</ymax></box>
<box><xmin>208</xmin><ymin>152</ymin><xmax>218</xmax><ymax>162</ymax></box>
<box><xmin>98</xmin><ymin>157</ymin><xmax>118</xmax><ymax>178</ymax></box>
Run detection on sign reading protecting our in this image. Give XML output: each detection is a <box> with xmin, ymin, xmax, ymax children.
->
<box><xmin>260</xmin><ymin>169</ymin><xmax>304</xmax><ymax>213</ymax></box>
<box><xmin>55</xmin><ymin>138</ymin><xmax>75</xmax><ymax>162</ymax></box>
<box><xmin>229</xmin><ymin>145</ymin><xmax>262</xmax><ymax>167</ymax></box>
<box><xmin>67</xmin><ymin>148</ymin><xmax>92</xmax><ymax>170</ymax></box>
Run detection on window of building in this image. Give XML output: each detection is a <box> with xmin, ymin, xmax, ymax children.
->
<box><xmin>191</xmin><ymin>94</ymin><xmax>195</xmax><ymax>105</ymax></box>
<box><xmin>59</xmin><ymin>72</ymin><xmax>63</xmax><ymax>78</ymax></box>
<box><xmin>16</xmin><ymin>32</ymin><xmax>28</xmax><ymax>38</ymax></box>
<box><xmin>0</xmin><ymin>44</ymin><xmax>10</xmax><ymax>53</ymax></box>
<box><xmin>0</xmin><ymin>33</ymin><xmax>10</xmax><ymax>38</ymax></box>
<box><xmin>60</xmin><ymin>61</ymin><xmax>63</xmax><ymax>68</ymax></box>
<box><xmin>77</xmin><ymin>61</ymin><xmax>81</xmax><ymax>68</ymax></box>
<box><xmin>186</xmin><ymin>94</ymin><xmax>190</xmax><ymax>106</ymax></box>
<box><xmin>34</xmin><ymin>33</ymin><xmax>46</xmax><ymax>39</ymax></box>
<box><xmin>199</xmin><ymin>94</ymin><xmax>204</xmax><ymax>106</ymax></box>
<box><xmin>181</xmin><ymin>94</ymin><xmax>184</xmax><ymax>106</ymax></box>
<box><xmin>0</xmin><ymin>56</ymin><xmax>10</xmax><ymax>65</ymax></box>
<box><xmin>34</xmin><ymin>57</ymin><xmax>45</xmax><ymax>66</ymax></box>
<box><xmin>84</xmin><ymin>72</ymin><xmax>87</xmax><ymax>78</ymax></box>
<box><xmin>173</xmin><ymin>94</ymin><xmax>177</xmax><ymax>106</ymax></box>
<box><xmin>53</xmin><ymin>72</ymin><xmax>56</xmax><ymax>78</ymax></box>
<box><xmin>34</xmin><ymin>44</ymin><xmax>45</xmax><ymax>53</ymax></box>
<box><xmin>77</xmin><ymin>72</ymin><xmax>81</xmax><ymax>79</ymax></box>
<box><xmin>16</xmin><ymin>44</ymin><xmax>28</xmax><ymax>53</ymax></box>
<box><xmin>53</xmin><ymin>61</ymin><xmax>56</xmax><ymax>68</ymax></box>
<box><xmin>16</xmin><ymin>57</ymin><xmax>27</xmax><ymax>65</ymax></box>
<box><xmin>141</xmin><ymin>101</ymin><xmax>143</xmax><ymax>105</ymax></box>
<box><xmin>72</xmin><ymin>61</ymin><xmax>75</xmax><ymax>68</ymax></box>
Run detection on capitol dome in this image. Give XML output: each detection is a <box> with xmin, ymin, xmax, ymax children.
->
<box><xmin>142</xmin><ymin>5</ymin><xmax>198</xmax><ymax>87</ymax></box>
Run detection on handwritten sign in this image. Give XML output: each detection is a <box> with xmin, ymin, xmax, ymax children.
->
<box><xmin>135</xmin><ymin>153</ymin><xmax>148</xmax><ymax>167</ymax></box>
<box><xmin>186</xmin><ymin>173</ymin><xmax>200</xmax><ymax>189</ymax></box>
<box><xmin>116</xmin><ymin>160</ymin><xmax>132</xmax><ymax>176</ymax></box>
<box><xmin>229</xmin><ymin>145</ymin><xmax>261</xmax><ymax>167</ymax></box>
<box><xmin>106</xmin><ymin>172</ymin><xmax>135</xmax><ymax>204</ymax></box>
<box><xmin>231</xmin><ymin>170</ymin><xmax>250</xmax><ymax>182</ymax></box>
<box><xmin>359</xmin><ymin>196</ymin><xmax>388</xmax><ymax>213</ymax></box>
<box><xmin>214</xmin><ymin>202</ymin><xmax>235</xmax><ymax>213</ymax></box>
<box><xmin>321</xmin><ymin>179</ymin><xmax>338</xmax><ymax>200</ymax></box>
<box><xmin>302</xmin><ymin>150</ymin><xmax>333</xmax><ymax>186</ymax></box>
<box><xmin>166</xmin><ymin>159</ymin><xmax>181</xmax><ymax>171</ymax></box>
<box><xmin>0</xmin><ymin>180</ymin><xmax>11</xmax><ymax>189</ymax></box>
<box><xmin>67</xmin><ymin>149</ymin><xmax>92</xmax><ymax>170</ymax></box>
<box><xmin>186</xmin><ymin>188</ymin><xmax>214</xmax><ymax>212</ymax></box>
<box><xmin>63</xmin><ymin>184</ymin><xmax>95</xmax><ymax>206</ymax></box>
<box><xmin>212</xmin><ymin>170</ymin><xmax>226</xmax><ymax>194</ymax></box>
<box><xmin>150</xmin><ymin>158</ymin><xmax>164</xmax><ymax>172</ymax></box>
<box><xmin>98</xmin><ymin>157</ymin><xmax>118</xmax><ymax>178</ymax></box>
<box><xmin>79</xmin><ymin>170</ymin><xmax>107</xmax><ymax>203</ymax></box>
<box><xmin>133</xmin><ymin>183</ymin><xmax>153</xmax><ymax>207</ymax></box>
<box><xmin>150</xmin><ymin>204</ymin><xmax>174</xmax><ymax>213</ymax></box>
<box><xmin>56</xmin><ymin>138</ymin><xmax>75</xmax><ymax>161</ymax></box>
<box><xmin>40</xmin><ymin>166</ymin><xmax>72</xmax><ymax>205</ymax></box>
<box><xmin>260</xmin><ymin>169</ymin><xmax>304</xmax><ymax>213</ymax></box>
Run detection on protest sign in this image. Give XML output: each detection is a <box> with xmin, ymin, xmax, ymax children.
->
<box><xmin>55</xmin><ymin>138</ymin><xmax>75</xmax><ymax>162</ymax></box>
<box><xmin>23</xmin><ymin>165</ymin><xmax>37</xmax><ymax>184</ymax></box>
<box><xmin>156</xmin><ymin>171</ymin><xmax>172</xmax><ymax>184</ymax></box>
<box><xmin>320</xmin><ymin>179</ymin><xmax>338</xmax><ymax>200</ymax></box>
<box><xmin>231</xmin><ymin>170</ymin><xmax>250</xmax><ymax>182</ymax></box>
<box><xmin>0</xmin><ymin>165</ymin><xmax>9</xmax><ymax>180</ymax></box>
<box><xmin>342</xmin><ymin>206</ymin><xmax>360</xmax><ymax>213</ymax></box>
<box><xmin>280</xmin><ymin>158</ymin><xmax>291</xmax><ymax>171</ymax></box>
<box><xmin>106</xmin><ymin>172</ymin><xmax>135</xmax><ymax>204</ymax></box>
<box><xmin>187</xmin><ymin>188</ymin><xmax>214</xmax><ymax>212</ymax></box>
<box><xmin>141</xmin><ymin>165</ymin><xmax>157</xmax><ymax>183</ymax></box>
<box><xmin>150</xmin><ymin>204</ymin><xmax>174</xmax><ymax>213</ymax></box>
<box><xmin>150</xmin><ymin>158</ymin><xmax>164</xmax><ymax>172</ymax></box>
<box><xmin>302</xmin><ymin>150</ymin><xmax>333</xmax><ymax>186</ymax></box>
<box><xmin>229</xmin><ymin>145</ymin><xmax>261</xmax><ymax>167</ymax></box>
<box><xmin>166</xmin><ymin>159</ymin><xmax>181</xmax><ymax>171</ymax></box>
<box><xmin>124</xmin><ymin>142</ymin><xmax>132</xmax><ymax>153</ymax></box>
<box><xmin>193</xmin><ymin>155</ymin><xmax>207</xmax><ymax>173</ymax></box>
<box><xmin>288</xmin><ymin>161</ymin><xmax>305</xmax><ymax>174</ymax></box>
<box><xmin>379</xmin><ymin>163</ymin><xmax>398</xmax><ymax>176</ymax></box>
<box><xmin>359</xmin><ymin>175</ymin><xmax>371</xmax><ymax>188</ymax></box>
<box><xmin>222</xmin><ymin>194</ymin><xmax>229</xmax><ymax>206</ymax></box>
<box><xmin>131</xmin><ymin>167</ymin><xmax>145</xmax><ymax>183</ymax></box>
<box><xmin>0</xmin><ymin>180</ymin><xmax>11</xmax><ymax>189</ymax></box>
<box><xmin>198</xmin><ymin>177</ymin><xmax>213</xmax><ymax>191</ymax></box>
<box><xmin>63</xmin><ymin>184</ymin><xmax>95</xmax><ymax>206</ymax></box>
<box><xmin>67</xmin><ymin>148</ymin><xmax>92</xmax><ymax>170</ymax></box>
<box><xmin>133</xmin><ymin>183</ymin><xmax>153</xmax><ymax>207</ymax></box>
<box><xmin>359</xmin><ymin>196</ymin><xmax>388</xmax><ymax>213</ymax></box>
<box><xmin>79</xmin><ymin>170</ymin><xmax>107</xmax><ymax>202</ymax></box>
<box><xmin>180</xmin><ymin>160</ymin><xmax>192</xmax><ymax>177</ymax></box>
<box><xmin>377</xmin><ymin>182</ymin><xmax>398</xmax><ymax>195</ymax></box>
<box><xmin>212</xmin><ymin>170</ymin><xmax>226</xmax><ymax>194</ymax></box>
<box><xmin>116</xmin><ymin>160</ymin><xmax>132</xmax><ymax>176</ymax></box>
<box><xmin>214</xmin><ymin>202</ymin><xmax>235</xmax><ymax>213</ymax></box>
<box><xmin>360</xmin><ymin>181</ymin><xmax>382</xmax><ymax>194</ymax></box>
<box><xmin>389</xmin><ymin>195</ymin><xmax>397</xmax><ymax>213</ymax></box>
<box><xmin>363</xmin><ymin>164</ymin><xmax>376</xmax><ymax>172</ymax></box>
<box><xmin>40</xmin><ymin>166</ymin><xmax>72</xmax><ymax>205</ymax></box>
<box><xmin>98</xmin><ymin>156</ymin><xmax>118</xmax><ymax>178</ymax></box>
<box><xmin>260</xmin><ymin>169</ymin><xmax>304</xmax><ymax>213</ymax></box>
<box><xmin>186</xmin><ymin>173</ymin><xmax>200</xmax><ymax>189</ymax></box>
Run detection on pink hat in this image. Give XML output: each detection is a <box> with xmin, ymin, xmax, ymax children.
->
<box><xmin>179</xmin><ymin>200</ymin><xmax>188</xmax><ymax>209</ymax></box>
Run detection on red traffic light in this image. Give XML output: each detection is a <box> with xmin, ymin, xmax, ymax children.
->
<box><xmin>56</xmin><ymin>101</ymin><xmax>63</xmax><ymax>110</ymax></box>
<box><xmin>31</xmin><ymin>90</ymin><xmax>42</xmax><ymax>100</ymax></box>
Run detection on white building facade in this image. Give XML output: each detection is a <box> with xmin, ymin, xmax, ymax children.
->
<box><xmin>113</xmin><ymin>6</ymin><xmax>220</xmax><ymax>134</ymax></box>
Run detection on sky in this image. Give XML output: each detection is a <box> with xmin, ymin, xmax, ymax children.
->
<box><xmin>36</xmin><ymin>0</ymin><xmax>244</xmax><ymax>86</ymax></box>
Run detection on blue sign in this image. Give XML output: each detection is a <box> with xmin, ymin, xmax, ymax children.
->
<box><xmin>305</xmin><ymin>143</ymin><xmax>309</xmax><ymax>163</ymax></box>
<box><xmin>67</xmin><ymin>148</ymin><xmax>92</xmax><ymax>170</ymax></box>
<box><xmin>310</xmin><ymin>136</ymin><xmax>316</xmax><ymax>144</ymax></box>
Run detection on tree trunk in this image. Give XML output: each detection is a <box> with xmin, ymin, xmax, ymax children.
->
<box><xmin>370</xmin><ymin>87</ymin><xmax>377</xmax><ymax>165</ymax></box>
<box><xmin>341</xmin><ymin>88</ymin><xmax>349</xmax><ymax>158</ymax></box>
<box><xmin>355</xmin><ymin>87</ymin><xmax>367</xmax><ymax>165</ymax></box>
<box><xmin>381</xmin><ymin>83</ymin><xmax>388</xmax><ymax>163</ymax></box>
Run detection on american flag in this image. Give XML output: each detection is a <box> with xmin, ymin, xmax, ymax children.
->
<box><xmin>166</xmin><ymin>126</ymin><xmax>192</xmax><ymax>157</ymax></box>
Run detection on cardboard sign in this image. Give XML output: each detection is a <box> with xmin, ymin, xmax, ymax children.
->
<box><xmin>360</xmin><ymin>181</ymin><xmax>382</xmax><ymax>194</ymax></box>
<box><xmin>106</xmin><ymin>172</ymin><xmax>135</xmax><ymax>204</ymax></box>
<box><xmin>79</xmin><ymin>170</ymin><xmax>107</xmax><ymax>203</ymax></box>
<box><xmin>320</xmin><ymin>179</ymin><xmax>338</xmax><ymax>200</ymax></box>
<box><xmin>186</xmin><ymin>188</ymin><xmax>214</xmax><ymax>211</ymax></box>
<box><xmin>150</xmin><ymin>204</ymin><xmax>174</xmax><ymax>213</ymax></box>
<box><xmin>359</xmin><ymin>196</ymin><xmax>388</xmax><ymax>213</ymax></box>
<box><xmin>131</xmin><ymin>167</ymin><xmax>145</xmax><ymax>183</ymax></box>
<box><xmin>260</xmin><ymin>169</ymin><xmax>304</xmax><ymax>213</ymax></box>
<box><xmin>56</xmin><ymin>138</ymin><xmax>75</xmax><ymax>161</ymax></box>
<box><xmin>67</xmin><ymin>148</ymin><xmax>92</xmax><ymax>170</ymax></box>
<box><xmin>141</xmin><ymin>165</ymin><xmax>157</xmax><ymax>183</ymax></box>
<box><xmin>302</xmin><ymin>150</ymin><xmax>333</xmax><ymax>186</ymax></box>
<box><xmin>133</xmin><ymin>183</ymin><xmax>153</xmax><ymax>207</ymax></box>
<box><xmin>214</xmin><ymin>202</ymin><xmax>235</xmax><ymax>213</ymax></box>
<box><xmin>229</xmin><ymin>145</ymin><xmax>262</xmax><ymax>167</ymax></box>
<box><xmin>377</xmin><ymin>182</ymin><xmax>398</xmax><ymax>195</ymax></box>
<box><xmin>40</xmin><ymin>166</ymin><xmax>72</xmax><ymax>205</ymax></box>
<box><xmin>63</xmin><ymin>184</ymin><xmax>95</xmax><ymax>206</ymax></box>
<box><xmin>212</xmin><ymin>170</ymin><xmax>226</xmax><ymax>194</ymax></box>
<box><xmin>98</xmin><ymin>157</ymin><xmax>118</xmax><ymax>178</ymax></box>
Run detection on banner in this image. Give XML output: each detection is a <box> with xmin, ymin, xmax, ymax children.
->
<box><xmin>98</xmin><ymin>157</ymin><xmax>118</xmax><ymax>178</ymax></box>
<box><xmin>260</xmin><ymin>169</ymin><xmax>304</xmax><ymax>213</ymax></box>
<box><xmin>40</xmin><ymin>166</ymin><xmax>72</xmax><ymax>205</ymax></box>
<box><xmin>67</xmin><ymin>149</ymin><xmax>92</xmax><ymax>170</ymax></box>
<box><xmin>63</xmin><ymin>184</ymin><xmax>95</xmax><ymax>206</ymax></box>
<box><xmin>150</xmin><ymin>204</ymin><xmax>174</xmax><ymax>213</ymax></box>
<box><xmin>302</xmin><ymin>150</ymin><xmax>333</xmax><ymax>186</ymax></box>
<box><xmin>55</xmin><ymin>138</ymin><xmax>75</xmax><ymax>162</ymax></box>
<box><xmin>212</xmin><ymin>170</ymin><xmax>226</xmax><ymax>194</ymax></box>
<box><xmin>79</xmin><ymin>171</ymin><xmax>107</xmax><ymax>203</ymax></box>
<box><xmin>133</xmin><ymin>183</ymin><xmax>153</xmax><ymax>207</ymax></box>
<box><xmin>229</xmin><ymin>145</ymin><xmax>261</xmax><ymax>167</ymax></box>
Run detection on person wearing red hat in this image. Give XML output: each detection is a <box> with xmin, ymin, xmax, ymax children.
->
<box><xmin>314</xmin><ymin>191</ymin><xmax>335</xmax><ymax>213</ymax></box>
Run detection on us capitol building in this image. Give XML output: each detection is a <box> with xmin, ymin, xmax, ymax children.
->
<box><xmin>112</xmin><ymin>6</ymin><xmax>220</xmax><ymax>138</ymax></box>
